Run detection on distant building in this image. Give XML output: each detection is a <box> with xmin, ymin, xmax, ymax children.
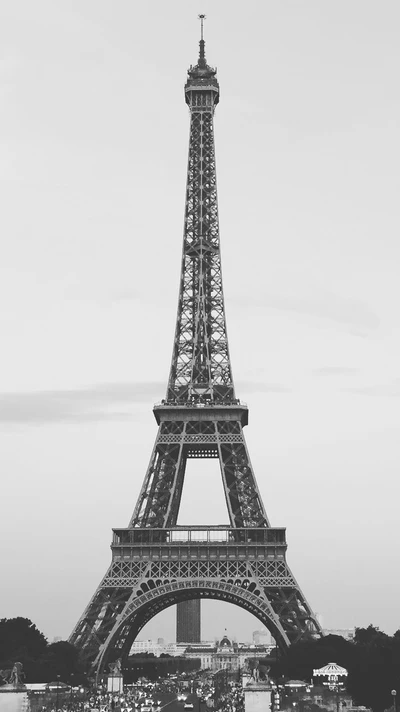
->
<box><xmin>213</xmin><ymin>635</ymin><xmax>237</xmax><ymax>671</ymax></box>
<box><xmin>130</xmin><ymin>639</ymin><xmax>160</xmax><ymax>655</ymax></box>
<box><xmin>252</xmin><ymin>629</ymin><xmax>274</xmax><ymax>646</ymax></box>
<box><xmin>176</xmin><ymin>599</ymin><xmax>201</xmax><ymax>643</ymax></box>
<box><xmin>184</xmin><ymin>635</ymin><xmax>272</xmax><ymax>671</ymax></box>
<box><xmin>129</xmin><ymin>639</ymin><xmax>189</xmax><ymax>657</ymax></box>
<box><xmin>323</xmin><ymin>628</ymin><xmax>355</xmax><ymax>642</ymax></box>
<box><xmin>184</xmin><ymin>642</ymin><xmax>215</xmax><ymax>670</ymax></box>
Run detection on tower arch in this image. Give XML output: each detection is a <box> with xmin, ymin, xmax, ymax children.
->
<box><xmin>94</xmin><ymin>580</ymin><xmax>290</xmax><ymax>679</ymax></box>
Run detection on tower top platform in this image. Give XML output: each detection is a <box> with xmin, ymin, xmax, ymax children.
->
<box><xmin>185</xmin><ymin>16</ymin><xmax>219</xmax><ymax>101</ymax></box>
<box><xmin>153</xmin><ymin>401</ymin><xmax>248</xmax><ymax>427</ymax></box>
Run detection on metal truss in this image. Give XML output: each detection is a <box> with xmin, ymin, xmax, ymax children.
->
<box><xmin>69</xmin><ymin>528</ymin><xmax>320</xmax><ymax>679</ymax></box>
<box><xmin>167</xmin><ymin>43</ymin><xmax>233</xmax><ymax>405</ymax></box>
<box><xmin>69</xmin><ymin>36</ymin><xmax>322</xmax><ymax>679</ymax></box>
<box><xmin>129</xmin><ymin>414</ymin><xmax>268</xmax><ymax>529</ymax></box>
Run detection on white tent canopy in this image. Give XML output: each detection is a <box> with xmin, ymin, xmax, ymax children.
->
<box><xmin>313</xmin><ymin>662</ymin><xmax>348</xmax><ymax>677</ymax></box>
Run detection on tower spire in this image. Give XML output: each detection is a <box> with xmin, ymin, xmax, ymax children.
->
<box><xmin>198</xmin><ymin>13</ymin><xmax>206</xmax><ymax>64</ymax></box>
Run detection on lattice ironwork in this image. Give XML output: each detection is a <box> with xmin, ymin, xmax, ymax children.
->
<box><xmin>69</xmin><ymin>28</ymin><xmax>322</xmax><ymax>681</ymax></box>
<box><xmin>128</xmin><ymin>410</ymin><xmax>268</xmax><ymax>528</ymax></box>
<box><xmin>101</xmin><ymin>557</ymin><xmax>297</xmax><ymax>585</ymax></box>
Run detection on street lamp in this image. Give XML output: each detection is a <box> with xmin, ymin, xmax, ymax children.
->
<box><xmin>56</xmin><ymin>675</ymin><xmax>61</xmax><ymax>712</ymax></box>
<box><xmin>69</xmin><ymin>673</ymin><xmax>75</xmax><ymax>710</ymax></box>
<box><xmin>391</xmin><ymin>690</ymin><xmax>397</xmax><ymax>712</ymax></box>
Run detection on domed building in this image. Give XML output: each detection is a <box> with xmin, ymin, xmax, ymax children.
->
<box><xmin>183</xmin><ymin>634</ymin><xmax>272</xmax><ymax>672</ymax></box>
<box><xmin>212</xmin><ymin>636</ymin><xmax>238</xmax><ymax>671</ymax></box>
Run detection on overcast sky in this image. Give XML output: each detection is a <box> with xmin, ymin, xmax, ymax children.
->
<box><xmin>1</xmin><ymin>0</ymin><xmax>400</xmax><ymax>644</ymax></box>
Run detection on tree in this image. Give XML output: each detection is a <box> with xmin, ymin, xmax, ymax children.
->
<box><xmin>270</xmin><ymin>628</ymin><xmax>400</xmax><ymax>712</ymax></box>
<box><xmin>354</xmin><ymin>625</ymin><xmax>390</xmax><ymax>646</ymax></box>
<box><xmin>0</xmin><ymin>618</ymin><xmax>47</xmax><ymax>667</ymax></box>
<box><xmin>271</xmin><ymin>635</ymin><xmax>355</xmax><ymax>683</ymax></box>
<box><xmin>28</xmin><ymin>641</ymin><xmax>87</xmax><ymax>684</ymax></box>
<box><xmin>347</xmin><ymin>625</ymin><xmax>400</xmax><ymax>712</ymax></box>
<box><xmin>0</xmin><ymin>619</ymin><xmax>87</xmax><ymax>686</ymax></box>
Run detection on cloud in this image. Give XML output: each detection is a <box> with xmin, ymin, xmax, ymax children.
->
<box><xmin>0</xmin><ymin>381</ymin><xmax>165</xmax><ymax>425</ymax></box>
<box><xmin>344</xmin><ymin>379</ymin><xmax>400</xmax><ymax>398</ymax></box>
<box><xmin>0</xmin><ymin>380</ymin><xmax>290</xmax><ymax>425</ymax></box>
<box><xmin>313</xmin><ymin>367</ymin><xmax>359</xmax><ymax>376</ymax></box>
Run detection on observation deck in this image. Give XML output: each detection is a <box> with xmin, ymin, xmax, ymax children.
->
<box><xmin>184</xmin><ymin>27</ymin><xmax>219</xmax><ymax>105</ymax></box>
<box><xmin>111</xmin><ymin>526</ymin><xmax>287</xmax><ymax>562</ymax></box>
<box><xmin>153</xmin><ymin>401</ymin><xmax>249</xmax><ymax>427</ymax></box>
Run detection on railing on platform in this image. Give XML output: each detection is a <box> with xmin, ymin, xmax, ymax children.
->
<box><xmin>112</xmin><ymin>526</ymin><xmax>286</xmax><ymax>546</ymax></box>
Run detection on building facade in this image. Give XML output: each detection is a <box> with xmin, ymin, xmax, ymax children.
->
<box><xmin>176</xmin><ymin>599</ymin><xmax>201</xmax><ymax>643</ymax></box>
<box><xmin>130</xmin><ymin>640</ymin><xmax>189</xmax><ymax>657</ymax></box>
<box><xmin>184</xmin><ymin>636</ymin><xmax>271</xmax><ymax>672</ymax></box>
<box><xmin>322</xmin><ymin>628</ymin><xmax>355</xmax><ymax>642</ymax></box>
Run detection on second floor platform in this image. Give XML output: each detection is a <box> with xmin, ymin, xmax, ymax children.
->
<box><xmin>111</xmin><ymin>526</ymin><xmax>287</xmax><ymax>562</ymax></box>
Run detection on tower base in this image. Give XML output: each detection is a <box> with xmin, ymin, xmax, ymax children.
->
<box><xmin>0</xmin><ymin>687</ymin><xmax>29</xmax><ymax>712</ymax></box>
<box><xmin>244</xmin><ymin>681</ymin><xmax>272</xmax><ymax>712</ymax></box>
<box><xmin>107</xmin><ymin>675</ymin><xmax>124</xmax><ymax>694</ymax></box>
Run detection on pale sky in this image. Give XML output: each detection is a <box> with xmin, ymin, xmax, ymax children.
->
<box><xmin>1</xmin><ymin>1</ymin><xmax>400</xmax><ymax>644</ymax></box>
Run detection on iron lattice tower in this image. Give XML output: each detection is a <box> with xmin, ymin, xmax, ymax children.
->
<box><xmin>69</xmin><ymin>23</ymin><xmax>322</xmax><ymax>678</ymax></box>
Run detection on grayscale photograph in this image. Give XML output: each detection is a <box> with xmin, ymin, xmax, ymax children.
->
<box><xmin>0</xmin><ymin>2</ymin><xmax>399</xmax><ymax>712</ymax></box>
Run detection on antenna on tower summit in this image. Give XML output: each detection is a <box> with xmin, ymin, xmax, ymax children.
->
<box><xmin>198</xmin><ymin>13</ymin><xmax>206</xmax><ymax>40</ymax></box>
<box><xmin>198</xmin><ymin>14</ymin><xmax>206</xmax><ymax>63</ymax></box>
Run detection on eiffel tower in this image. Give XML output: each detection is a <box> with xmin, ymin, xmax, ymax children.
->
<box><xmin>69</xmin><ymin>18</ymin><xmax>322</xmax><ymax>678</ymax></box>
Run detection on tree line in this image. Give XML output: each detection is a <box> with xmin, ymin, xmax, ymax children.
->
<box><xmin>0</xmin><ymin>618</ymin><xmax>198</xmax><ymax>685</ymax></box>
<box><xmin>0</xmin><ymin>618</ymin><xmax>87</xmax><ymax>685</ymax></box>
<box><xmin>1</xmin><ymin>618</ymin><xmax>400</xmax><ymax>711</ymax></box>
<box><xmin>270</xmin><ymin>625</ymin><xmax>400</xmax><ymax>712</ymax></box>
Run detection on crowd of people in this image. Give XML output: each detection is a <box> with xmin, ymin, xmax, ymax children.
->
<box><xmin>214</xmin><ymin>683</ymin><xmax>244</xmax><ymax>712</ymax></box>
<box><xmin>34</xmin><ymin>686</ymin><xmax>153</xmax><ymax>712</ymax></box>
<box><xmin>31</xmin><ymin>675</ymin><xmax>244</xmax><ymax>712</ymax></box>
